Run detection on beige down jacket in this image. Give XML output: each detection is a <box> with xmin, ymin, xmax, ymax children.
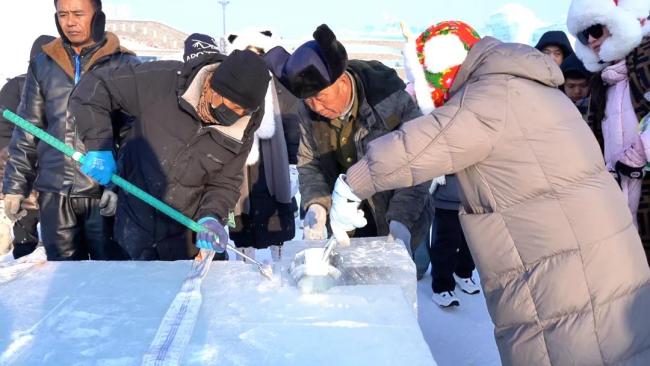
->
<box><xmin>346</xmin><ymin>37</ymin><xmax>650</xmax><ymax>365</ymax></box>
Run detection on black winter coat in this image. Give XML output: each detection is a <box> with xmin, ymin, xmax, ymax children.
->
<box><xmin>0</xmin><ymin>75</ymin><xmax>25</xmax><ymax>149</ymax></box>
<box><xmin>278</xmin><ymin>81</ymin><xmax>301</xmax><ymax>165</ymax></box>
<box><xmin>534</xmin><ymin>31</ymin><xmax>574</xmax><ymax>59</ymax></box>
<box><xmin>2</xmin><ymin>33</ymin><xmax>138</xmax><ymax>198</ymax></box>
<box><xmin>297</xmin><ymin>60</ymin><xmax>433</xmax><ymax>244</ymax></box>
<box><xmin>69</xmin><ymin>53</ymin><xmax>263</xmax><ymax>223</ymax></box>
<box><xmin>230</xmin><ymin>81</ymin><xmax>300</xmax><ymax>248</ymax></box>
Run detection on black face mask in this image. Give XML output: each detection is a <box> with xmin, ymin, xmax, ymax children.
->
<box><xmin>210</xmin><ymin>103</ymin><xmax>242</xmax><ymax>126</ymax></box>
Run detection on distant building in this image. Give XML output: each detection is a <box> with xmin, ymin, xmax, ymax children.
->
<box><xmin>105</xmin><ymin>20</ymin><xmax>407</xmax><ymax>77</ymax></box>
<box><xmin>106</xmin><ymin>20</ymin><xmax>187</xmax><ymax>61</ymax></box>
<box><xmin>342</xmin><ymin>39</ymin><xmax>404</xmax><ymax>77</ymax></box>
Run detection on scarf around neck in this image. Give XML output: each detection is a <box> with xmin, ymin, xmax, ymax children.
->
<box><xmin>197</xmin><ymin>71</ymin><xmax>218</xmax><ymax>124</ymax></box>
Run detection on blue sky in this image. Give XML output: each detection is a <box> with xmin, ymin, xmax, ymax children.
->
<box><xmin>103</xmin><ymin>0</ymin><xmax>572</xmax><ymax>40</ymax></box>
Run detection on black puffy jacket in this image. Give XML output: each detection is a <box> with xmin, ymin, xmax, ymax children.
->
<box><xmin>68</xmin><ymin>53</ymin><xmax>264</xmax><ymax>222</ymax></box>
<box><xmin>3</xmin><ymin>33</ymin><xmax>138</xmax><ymax>198</ymax></box>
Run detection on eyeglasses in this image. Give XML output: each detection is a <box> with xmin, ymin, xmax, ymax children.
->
<box><xmin>577</xmin><ymin>24</ymin><xmax>604</xmax><ymax>45</ymax></box>
<box><xmin>211</xmin><ymin>93</ymin><xmax>259</xmax><ymax>116</ymax></box>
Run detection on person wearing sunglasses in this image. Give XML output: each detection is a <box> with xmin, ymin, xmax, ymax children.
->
<box><xmin>67</xmin><ymin>33</ymin><xmax>271</xmax><ymax>261</ymax></box>
<box><xmin>568</xmin><ymin>0</ymin><xmax>650</xmax><ymax>240</ymax></box>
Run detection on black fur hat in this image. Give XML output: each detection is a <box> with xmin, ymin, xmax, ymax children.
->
<box><xmin>264</xmin><ymin>24</ymin><xmax>348</xmax><ymax>98</ymax></box>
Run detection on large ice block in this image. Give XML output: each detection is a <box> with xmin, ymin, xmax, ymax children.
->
<box><xmin>281</xmin><ymin>237</ymin><xmax>418</xmax><ymax>311</ymax></box>
<box><xmin>0</xmin><ymin>259</ymin><xmax>435</xmax><ymax>365</ymax></box>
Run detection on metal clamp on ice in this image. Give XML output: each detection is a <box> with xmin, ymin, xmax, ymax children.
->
<box><xmin>290</xmin><ymin>237</ymin><xmax>342</xmax><ymax>293</ymax></box>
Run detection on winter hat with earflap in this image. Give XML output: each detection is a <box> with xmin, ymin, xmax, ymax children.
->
<box><xmin>54</xmin><ymin>0</ymin><xmax>105</xmax><ymax>44</ymax></box>
<box><xmin>567</xmin><ymin>0</ymin><xmax>650</xmax><ymax>72</ymax></box>
<box><xmin>264</xmin><ymin>24</ymin><xmax>348</xmax><ymax>99</ymax></box>
<box><xmin>402</xmin><ymin>21</ymin><xmax>481</xmax><ymax>113</ymax></box>
<box><xmin>228</xmin><ymin>29</ymin><xmax>278</xmax><ymax>54</ymax></box>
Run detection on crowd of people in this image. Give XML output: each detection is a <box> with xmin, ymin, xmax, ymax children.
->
<box><xmin>1</xmin><ymin>0</ymin><xmax>650</xmax><ymax>364</ymax></box>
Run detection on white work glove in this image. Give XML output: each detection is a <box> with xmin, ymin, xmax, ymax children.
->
<box><xmin>428</xmin><ymin>175</ymin><xmax>446</xmax><ymax>194</ymax></box>
<box><xmin>329</xmin><ymin>174</ymin><xmax>367</xmax><ymax>246</ymax></box>
<box><xmin>303</xmin><ymin>204</ymin><xmax>327</xmax><ymax>240</ymax></box>
<box><xmin>289</xmin><ymin>164</ymin><xmax>300</xmax><ymax>197</ymax></box>
<box><xmin>4</xmin><ymin>194</ymin><xmax>26</xmax><ymax>222</ymax></box>
<box><xmin>99</xmin><ymin>190</ymin><xmax>118</xmax><ymax>217</ymax></box>
<box><xmin>389</xmin><ymin>220</ymin><xmax>412</xmax><ymax>256</ymax></box>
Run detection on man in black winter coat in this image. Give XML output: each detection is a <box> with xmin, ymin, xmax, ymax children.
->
<box><xmin>0</xmin><ymin>35</ymin><xmax>55</xmax><ymax>259</ymax></box>
<box><xmin>534</xmin><ymin>30</ymin><xmax>574</xmax><ymax>66</ymax></box>
<box><xmin>68</xmin><ymin>35</ymin><xmax>271</xmax><ymax>261</ymax></box>
<box><xmin>265</xmin><ymin>24</ymin><xmax>433</xmax><ymax>251</ymax></box>
<box><xmin>2</xmin><ymin>0</ymin><xmax>138</xmax><ymax>261</ymax></box>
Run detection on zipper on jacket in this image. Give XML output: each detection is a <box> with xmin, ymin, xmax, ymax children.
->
<box><xmin>74</xmin><ymin>54</ymin><xmax>81</xmax><ymax>85</ymax></box>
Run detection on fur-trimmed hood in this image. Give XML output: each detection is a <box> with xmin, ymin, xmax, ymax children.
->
<box><xmin>42</xmin><ymin>32</ymin><xmax>134</xmax><ymax>81</ymax></box>
<box><xmin>567</xmin><ymin>0</ymin><xmax>650</xmax><ymax>72</ymax></box>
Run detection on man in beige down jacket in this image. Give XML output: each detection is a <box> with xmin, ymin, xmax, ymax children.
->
<box><xmin>330</xmin><ymin>28</ymin><xmax>650</xmax><ymax>365</ymax></box>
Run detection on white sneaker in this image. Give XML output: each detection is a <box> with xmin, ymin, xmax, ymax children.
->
<box><xmin>454</xmin><ymin>273</ymin><xmax>481</xmax><ymax>294</ymax></box>
<box><xmin>432</xmin><ymin>291</ymin><xmax>460</xmax><ymax>307</ymax></box>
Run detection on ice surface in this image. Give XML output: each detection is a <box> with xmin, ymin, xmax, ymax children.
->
<box><xmin>281</xmin><ymin>237</ymin><xmax>418</xmax><ymax>312</ymax></box>
<box><xmin>0</xmin><ymin>258</ymin><xmax>435</xmax><ymax>365</ymax></box>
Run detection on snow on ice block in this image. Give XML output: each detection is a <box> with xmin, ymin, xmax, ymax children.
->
<box><xmin>0</xmin><ymin>259</ymin><xmax>435</xmax><ymax>365</ymax></box>
<box><xmin>281</xmin><ymin>237</ymin><xmax>418</xmax><ymax>312</ymax></box>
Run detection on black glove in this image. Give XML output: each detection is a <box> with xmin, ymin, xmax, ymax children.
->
<box><xmin>615</xmin><ymin>161</ymin><xmax>644</xmax><ymax>180</ymax></box>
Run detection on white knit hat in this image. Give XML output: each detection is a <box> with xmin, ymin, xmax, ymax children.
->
<box><xmin>227</xmin><ymin>29</ymin><xmax>278</xmax><ymax>54</ymax></box>
<box><xmin>567</xmin><ymin>0</ymin><xmax>650</xmax><ymax>72</ymax></box>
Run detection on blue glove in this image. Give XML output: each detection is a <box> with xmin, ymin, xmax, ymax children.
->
<box><xmin>81</xmin><ymin>151</ymin><xmax>116</xmax><ymax>185</ymax></box>
<box><xmin>196</xmin><ymin>217</ymin><xmax>228</xmax><ymax>253</ymax></box>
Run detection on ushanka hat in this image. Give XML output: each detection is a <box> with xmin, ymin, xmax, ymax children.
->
<box><xmin>402</xmin><ymin>20</ymin><xmax>481</xmax><ymax>113</ymax></box>
<box><xmin>567</xmin><ymin>0</ymin><xmax>650</xmax><ymax>72</ymax></box>
<box><xmin>264</xmin><ymin>24</ymin><xmax>348</xmax><ymax>99</ymax></box>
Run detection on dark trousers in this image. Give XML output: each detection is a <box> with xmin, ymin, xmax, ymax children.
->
<box><xmin>11</xmin><ymin>209</ymin><xmax>39</xmax><ymax>259</ymax></box>
<box><xmin>115</xmin><ymin>208</ymin><xmax>227</xmax><ymax>261</ymax></box>
<box><xmin>430</xmin><ymin>208</ymin><xmax>475</xmax><ymax>293</ymax></box>
<box><xmin>114</xmin><ymin>197</ymin><xmax>195</xmax><ymax>261</ymax></box>
<box><xmin>114</xmin><ymin>196</ymin><xmax>231</xmax><ymax>261</ymax></box>
<box><xmin>39</xmin><ymin>192</ymin><xmax>126</xmax><ymax>261</ymax></box>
